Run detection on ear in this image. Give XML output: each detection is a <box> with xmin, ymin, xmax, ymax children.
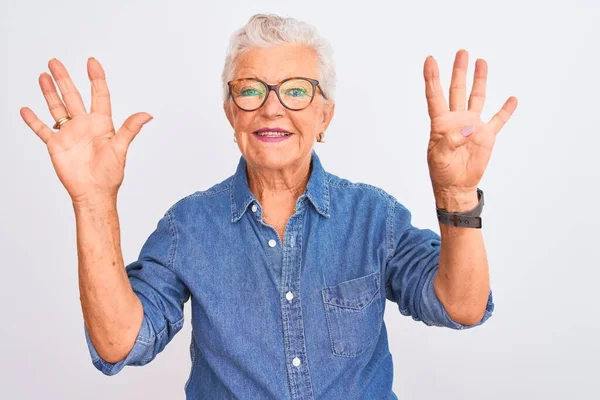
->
<box><xmin>319</xmin><ymin>101</ymin><xmax>335</xmax><ymax>132</ymax></box>
<box><xmin>224</xmin><ymin>100</ymin><xmax>234</xmax><ymax>128</ymax></box>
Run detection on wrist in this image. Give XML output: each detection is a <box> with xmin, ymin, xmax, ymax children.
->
<box><xmin>434</xmin><ymin>188</ymin><xmax>479</xmax><ymax>213</ymax></box>
<box><xmin>72</xmin><ymin>195</ymin><xmax>118</xmax><ymax>213</ymax></box>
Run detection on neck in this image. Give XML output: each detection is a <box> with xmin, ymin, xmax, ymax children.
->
<box><xmin>246</xmin><ymin>157</ymin><xmax>312</xmax><ymax>206</ymax></box>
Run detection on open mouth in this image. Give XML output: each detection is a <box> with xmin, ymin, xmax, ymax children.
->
<box><xmin>251</xmin><ymin>129</ymin><xmax>294</xmax><ymax>142</ymax></box>
<box><xmin>253</xmin><ymin>131</ymin><xmax>292</xmax><ymax>137</ymax></box>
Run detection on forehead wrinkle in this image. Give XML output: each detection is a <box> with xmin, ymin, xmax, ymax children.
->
<box><xmin>232</xmin><ymin>46</ymin><xmax>318</xmax><ymax>84</ymax></box>
<box><xmin>233</xmin><ymin>68</ymin><xmax>312</xmax><ymax>85</ymax></box>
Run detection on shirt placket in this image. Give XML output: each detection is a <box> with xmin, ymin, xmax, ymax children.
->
<box><xmin>280</xmin><ymin>203</ymin><xmax>314</xmax><ymax>400</ymax></box>
<box><xmin>253</xmin><ymin>198</ymin><xmax>314</xmax><ymax>400</ymax></box>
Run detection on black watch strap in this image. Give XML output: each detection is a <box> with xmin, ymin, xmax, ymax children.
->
<box><xmin>436</xmin><ymin>188</ymin><xmax>484</xmax><ymax>228</ymax></box>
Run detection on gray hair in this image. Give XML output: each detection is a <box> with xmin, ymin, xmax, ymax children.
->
<box><xmin>221</xmin><ymin>13</ymin><xmax>336</xmax><ymax>103</ymax></box>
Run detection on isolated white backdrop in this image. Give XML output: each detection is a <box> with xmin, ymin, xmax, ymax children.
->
<box><xmin>1</xmin><ymin>0</ymin><xmax>598</xmax><ymax>399</ymax></box>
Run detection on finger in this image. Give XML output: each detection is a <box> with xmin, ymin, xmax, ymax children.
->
<box><xmin>47</xmin><ymin>58</ymin><xmax>87</xmax><ymax>116</ymax></box>
<box><xmin>468</xmin><ymin>58</ymin><xmax>488</xmax><ymax>113</ymax></box>
<box><xmin>39</xmin><ymin>73</ymin><xmax>69</xmax><ymax>122</ymax></box>
<box><xmin>449</xmin><ymin>49</ymin><xmax>469</xmax><ymax>111</ymax></box>
<box><xmin>87</xmin><ymin>57</ymin><xmax>112</xmax><ymax>116</ymax></box>
<box><xmin>423</xmin><ymin>55</ymin><xmax>448</xmax><ymax>119</ymax></box>
<box><xmin>488</xmin><ymin>96</ymin><xmax>518</xmax><ymax>135</ymax></box>
<box><xmin>114</xmin><ymin>112</ymin><xmax>154</xmax><ymax>154</ymax></box>
<box><xmin>20</xmin><ymin>107</ymin><xmax>54</xmax><ymax>144</ymax></box>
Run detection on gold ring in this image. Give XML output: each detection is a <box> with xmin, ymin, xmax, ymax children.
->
<box><xmin>53</xmin><ymin>116</ymin><xmax>71</xmax><ymax>130</ymax></box>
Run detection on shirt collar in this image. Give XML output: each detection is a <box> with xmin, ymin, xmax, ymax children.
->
<box><xmin>230</xmin><ymin>150</ymin><xmax>330</xmax><ymax>222</ymax></box>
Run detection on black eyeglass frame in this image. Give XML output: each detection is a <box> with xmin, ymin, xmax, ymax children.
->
<box><xmin>227</xmin><ymin>77</ymin><xmax>328</xmax><ymax>111</ymax></box>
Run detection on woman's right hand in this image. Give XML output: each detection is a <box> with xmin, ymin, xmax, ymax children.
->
<box><xmin>20</xmin><ymin>58</ymin><xmax>153</xmax><ymax>207</ymax></box>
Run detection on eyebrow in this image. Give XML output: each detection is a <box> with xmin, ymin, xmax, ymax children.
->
<box><xmin>233</xmin><ymin>73</ymin><xmax>299</xmax><ymax>85</ymax></box>
<box><xmin>234</xmin><ymin>76</ymin><xmax>273</xmax><ymax>84</ymax></box>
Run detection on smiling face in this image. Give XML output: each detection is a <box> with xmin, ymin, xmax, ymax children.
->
<box><xmin>224</xmin><ymin>45</ymin><xmax>335</xmax><ymax>173</ymax></box>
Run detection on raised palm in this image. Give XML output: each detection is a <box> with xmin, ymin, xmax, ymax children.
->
<box><xmin>423</xmin><ymin>49</ymin><xmax>518</xmax><ymax>202</ymax></box>
<box><xmin>20</xmin><ymin>58</ymin><xmax>153</xmax><ymax>205</ymax></box>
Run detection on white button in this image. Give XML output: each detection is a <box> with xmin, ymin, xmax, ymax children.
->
<box><xmin>286</xmin><ymin>291</ymin><xmax>294</xmax><ymax>301</ymax></box>
<box><xmin>268</xmin><ymin>239</ymin><xmax>277</xmax><ymax>247</ymax></box>
<box><xmin>292</xmin><ymin>357</ymin><xmax>301</xmax><ymax>367</ymax></box>
<box><xmin>251</xmin><ymin>204</ymin><xmax>257</xmax><ymax>213</ymax></box>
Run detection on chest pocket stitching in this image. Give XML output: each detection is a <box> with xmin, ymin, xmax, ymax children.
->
<box><xmin>321</xmin><ymin>271</ymin><xmax>383</xmax><ymax>358</ymax></box>
<box><xmin>322</xmin><ymin>271</ymin><xmax>380</xmax><ymax>308</ymax></box>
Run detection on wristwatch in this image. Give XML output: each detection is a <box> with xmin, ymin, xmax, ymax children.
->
<box><xmin>436</xmin><ymin>188</ymin><xmax>484</xmax><ymax>228</ymax></box>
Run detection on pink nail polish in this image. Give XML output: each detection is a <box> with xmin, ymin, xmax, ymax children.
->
<box><xmin>461</xmin><ymin>125</ymin><xmax>474</xmax><ymax>137</ymax></box>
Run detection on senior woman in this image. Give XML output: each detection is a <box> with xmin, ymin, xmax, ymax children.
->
<box><xmin>20</xmin><ymin>13</ymin><xmax>516</xmax><ymax>400</ymax></box>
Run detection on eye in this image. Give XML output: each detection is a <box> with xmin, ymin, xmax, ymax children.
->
<box><xmin>284</xmin><ymin>87</ymin><xmax>308</xmax><ymax>97</ymax></box>
<box><xmin>240</xmin><ymin>87</ymin><xmax>263</xmax><ymax>97</ymax></box>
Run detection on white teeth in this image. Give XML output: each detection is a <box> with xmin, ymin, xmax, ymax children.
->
<box><xmin>256</xmin><ymin>131</ymin><xmax>291</xmax><ymax>137</ymax></box>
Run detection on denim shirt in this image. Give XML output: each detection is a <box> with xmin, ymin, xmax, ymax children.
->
<box><xmin>84</xmin><ymin>150</ymin><xmax>494</xmax><ymax>399</ymax></box>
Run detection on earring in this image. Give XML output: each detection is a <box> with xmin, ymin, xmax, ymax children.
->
<box><xmin>317</xmin><ymin>132</ymin><xmax>326</xmax><ymax>143</ymax></box>
<box><xmin>233</xmin><ymin>133</ymin><xmax>237</xmax><ymax>143</ymax></box>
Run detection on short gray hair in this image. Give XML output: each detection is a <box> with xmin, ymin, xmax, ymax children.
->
<box><xmin>221</xmin><ymin>13</ymin><xmax>336</xmax><ymax>103</ymax></box>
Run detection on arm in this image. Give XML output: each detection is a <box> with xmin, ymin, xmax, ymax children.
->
<box><xmin>19</xmin><ymin>57</ymin><xmax>178</xmax><ymax>375</ymax></box>
<box><xmin>75</xmin><ymin>197</ymin><xmax>144</xmax><ymax>364</ymax></box>
<box><xmin>79</xmin><ymin>203</ymin><xmax>190</xmax><ymax>376</ymax></box>
<box><xmin>384</xmin><ymin>198</ymin><xmax>494</xmax><ymax>329</ymax></box>
<box><xmin>420</xmin><ymin>49</ymin><xmax>517</xmax><ymax>326</ymax></box>
<box><xmin>433</xmin><ymin>190</ymin><xmax>490</xmax><ymax>326</ymax></box>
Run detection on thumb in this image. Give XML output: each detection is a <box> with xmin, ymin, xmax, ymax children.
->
<box><xmin>115</xmin><ymin>112</ymin><xmax>154</xmax><ymax>153</ymax></box>
<box><xmin>437</xmin><ymin>125</ymin><xmax>474</xmax><ymax>158</ymax></box>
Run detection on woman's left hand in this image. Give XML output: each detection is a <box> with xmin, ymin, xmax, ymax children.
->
<box><xmin>423</xmin><ymin>49</ymin><xmax>518</xmax><ymax>211</ymax></box>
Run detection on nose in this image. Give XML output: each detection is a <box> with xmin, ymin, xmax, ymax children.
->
<box><xmin>261</xmin><ymin>88</ymin><xmax>285</xmax><ymax>117</ymax></box>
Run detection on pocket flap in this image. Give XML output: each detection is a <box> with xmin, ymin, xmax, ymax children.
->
<box><xmin>322</xmin><ymin>271</ymin><xmax>380</xmax><ymax>310</ymax></box>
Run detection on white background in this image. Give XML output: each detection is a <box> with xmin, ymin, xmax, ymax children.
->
<box><xmin>1</xmin><ymin>0</ymin><xmax>599</xmax><ymax>399</ymax></box>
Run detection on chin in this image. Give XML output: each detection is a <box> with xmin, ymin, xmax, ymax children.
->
<box><xmin>245</xmin><ymin>147</ymin><xmax>309</xmax><ymax>171</ymax></box>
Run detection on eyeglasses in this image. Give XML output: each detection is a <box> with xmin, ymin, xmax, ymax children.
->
<box><xmin>227</xmin><ymin>77</ymin><xmax>327</xmax><ymax>112</ymax></box>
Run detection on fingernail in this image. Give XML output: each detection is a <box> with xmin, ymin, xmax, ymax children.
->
<box><xmin>461</xmin><ymin>125</ymin><xmax>474</xmax><ymax>137</ymax></box>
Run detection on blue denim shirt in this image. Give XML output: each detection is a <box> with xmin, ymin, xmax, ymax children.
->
<box><xmin>84</xmin><ymin>150</ymin><xmax>494</xmax><ymax>399</ymax></box>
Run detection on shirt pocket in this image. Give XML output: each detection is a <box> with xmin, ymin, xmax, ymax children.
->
<box><xmin>321</xmin><ymin>270</ymin><xmax>383</xmax><ymax>358</ymax></box>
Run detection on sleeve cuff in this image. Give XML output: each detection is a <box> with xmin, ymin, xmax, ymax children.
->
<box><xmin>420</xmin><ymin>271</ymin><xmax>495</xmax><ymax>330</ymax></box>
<box><xmin>84</xmin><ymin>314</ymin><xmax>156</xmax><ymax>376</ymax></box>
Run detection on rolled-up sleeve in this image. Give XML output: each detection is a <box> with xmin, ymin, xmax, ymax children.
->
<box><xmin>384</xmin><ymin>199</ymin><xmax>494</xmax><ymax>330</ymax></box>
<box><xmin>84</xmin><ymin>209</ymin><xmax>190</xmax><ymax>375</ymax></box>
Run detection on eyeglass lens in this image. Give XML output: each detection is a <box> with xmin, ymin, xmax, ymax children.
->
<box><xmin>230</xmin><ymin>78</ymin><xmax>315</xmax><ymax>110</ymax></box>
